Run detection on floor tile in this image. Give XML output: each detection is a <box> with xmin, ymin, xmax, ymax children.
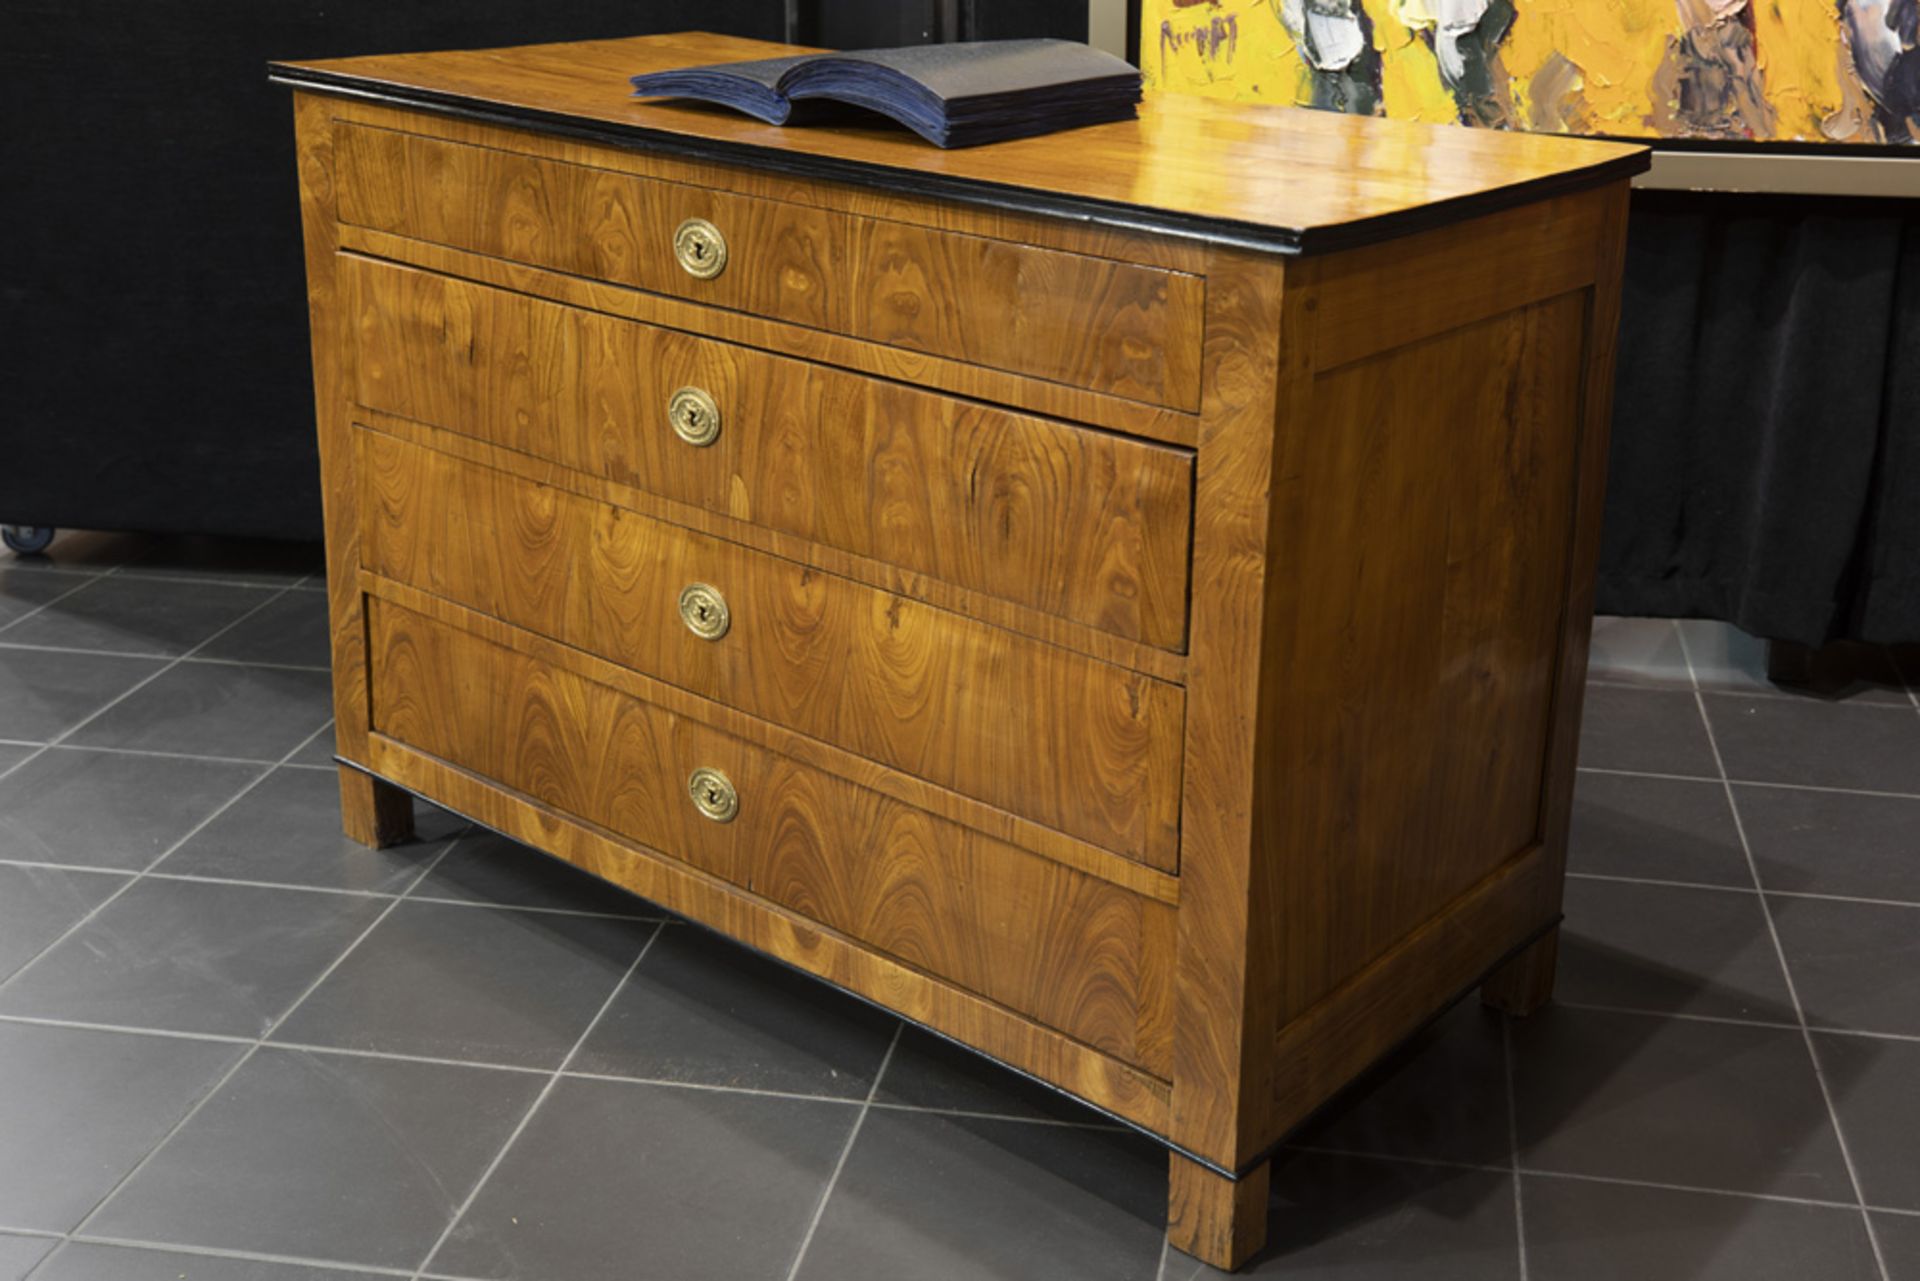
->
<box><xmin>1576</xmin><ymin>685</ymin><xmax>1718</xmax><ymax>777</ymax></box>
<box><xmin>0</xmin><ymin>577</ymin><xmax>277</xmax><ymax>658</ymax></box>
<box><xmin>88</xmin><ymin>1046</ymin><xmax>542</xmax><ymax>1270</ymax></box>
<box><xmin>1877</xmin><ymin>1212</ymin><xmax>1920</xmax><ymax>1281</ymax></box>
<box><xmin>408</xmin><ymin>830</ymin><xmax>661</xmax><ymax>918</ymax></box>
<box><xmin>29</xmin><ymin>1241</ymin><xmax>364</xmax><ymax>1280</ymax></box>
<box><xmin>1567</xmin><ymin>772</ymin><xmax>1750</xmax><ymax>887</ymax></box>
<box><xmin>1293</xmin><ymin>1001</ymin><xmax>1511</xmax><ymax>1167</ymax></box>
<box><xmin>158</xmin><ymin>766</ymin><xmax>461</xmax><ymax>894</ymax></box>
<box><xmin>1771</xmin><ymin>895</ymin><xmax>1920</xmax><ymax>1036</ymax></box>
<box><xmin>1703</xmin><ymin>693</ymin><xmax>1920</xmax><ymax>794</ymax></box>
<box><xmin>0</xmin><ymin>1234</ymin><xmax>54</xmax><ymax>1281</ymax></box>
<box><xmin>1683</xmin><ymin>619</ymin><xmax>1914</xmax><ymax>705</ymax></box>
<box><xmin>875</xmin><ymin>1025</ymin><xmax>1115</xmax><ymax>1125</ymax></box>
<box><xmin>571</xmin><ymin>923</ymin><xmax>897</xmax><ymax>1098</ymax></box>
<box><xmin>0</xmin><ymin>864</ymin><xmax>129</xmax><ymax>983</ymax></box>
<box><xmin>1813</xmin><ymin>1034</ymin><xmax>1920</xmax><ymax>1213</ymax></box>
<box><xmin>1511</xmin><ymin>1005</ymin><xmax>1852</xmax><ymax>1200</ymax></box>
<box><xmin>116</xmin><ymin>536</ymin><xmax>324</xmax><ymax>587</ymax></box>
<box><xmin>271</xmin><ymin>900</ymin><xmax>654</xmax><ymax>1068</ymax></box>
<box><xmin>0</xmin><ymin>748</ymin><xmax>260</xmax><ymax>871</ymax></box>
<box><xmin>795</xmin><ymin>1107</ymin><xmax>1165</xmax><ymax>1281</ymax></box>
<box><xmin>0</xmin><ymin>1022</ymin><xmax>243</xmax><ymax>1231</ymax></box>
<box><xmin>0</xmin><ymin>648</ymin><xmax>165</xmax><ymax>742</ymax></box>
<box><xmin>1189</xmin><ymin>1151</ymin><xmax>1520</xmax><ymax>1280</ymax></box>
<box><xmin>1588</xmin><ymin>616</ymin><xmax>1690</xmax><ymax>686</ymax></box>
<box><xmin>428</xmin><ymin>1075</ymin><xmax>855</xmax><ymax>1281</ymax></box>
<box><xmin>63</xmin><ymin>662</ymin><xmax>332</xmax><ymax>760</ymax></box>
<box><xmin>289</xmin><ymin>730</ymin><xmax>338</xmax><ymax>767</ymax></box>
<box><xmin>193</xmin><ymin>590</ymin><xmax>331</xmax><ymax>667</ymax></box>
<box><xmin>1557</xmin><ymin>877</ymin><xmax>1795</xmax><ymax>1021</ymax></box>
<box><xmin>1736</xmin><ymin>784</ymin><xmax>1920</xmax><ymax>902</ymax></box>
<box><xmin>1522</xmin><ymin>1174</ymin><xmax>1881</xmax><ymax>1281</ymax></box>
<box><xmin>0</xmin><ymin>567</ymin><xmax>92</xmax><ymax>630</ymax></box>
<box><xmin>0</xmin><ymin>878</ymin><xmax>385</xmax><ymax>1037</ymax></box>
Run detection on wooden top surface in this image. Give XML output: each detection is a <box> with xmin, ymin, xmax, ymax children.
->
<box><xmin>272</xmin><ymin>31</ymin><xmax>1648</xmax><ymax>255</ymax></box>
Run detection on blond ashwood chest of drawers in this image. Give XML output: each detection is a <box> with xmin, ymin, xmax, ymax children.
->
<box><xmin>274</xmin><ymin>32</ymin><xmax>1646</xmax><ymax>1270</ymax></box>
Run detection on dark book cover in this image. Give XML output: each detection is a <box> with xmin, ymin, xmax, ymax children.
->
<box><xmin>629</xmin><ymin>39</ymin><xmax>1142</xmax><ymax>148</ymax></box>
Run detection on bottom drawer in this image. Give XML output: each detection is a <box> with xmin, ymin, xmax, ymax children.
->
<box><xmin>366</xmin><ymin>595</ymin><xmax>1173</xmax><ymax>1073</ymax></box>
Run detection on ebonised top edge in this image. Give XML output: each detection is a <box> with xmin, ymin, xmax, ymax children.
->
<box><xmin>269</xmin><ymin>62</ymin><xmax>1651</xmax><ymax>258</ymax></box>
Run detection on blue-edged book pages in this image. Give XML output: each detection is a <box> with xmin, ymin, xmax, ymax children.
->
<box><xmin>629</xmin><ymin>39</ymin><xmax>1142</xmax><ymax>148</ymax></box>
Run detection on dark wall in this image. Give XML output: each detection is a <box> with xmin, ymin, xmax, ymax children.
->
<box><xmin>0</xmin><ymin>2</ymin><xmax>789</xmax><ymax>539</ymax></box>
<box><xmin>801</xmin><ymin>0</ymin><xmax>1087</xmax><ymax>47</ymax></box>
<box><xmin>0</xmin><ymin>2</ymin><xmax>1093</xmax><ymax>541</ymax></box>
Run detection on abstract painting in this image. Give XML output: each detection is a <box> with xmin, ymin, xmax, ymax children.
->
<box><xmin>1143</xmin><ymin>0</ymin><xmax>1919</xmax><ymax>143</ymax></box>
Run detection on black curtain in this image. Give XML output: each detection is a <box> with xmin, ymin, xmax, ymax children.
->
<box><xmin>0</xmin><ymin>2</ymin><xmax>787</xmax><ymax>542</ymax></box>
<box><xmin>1599</xmin><ymin>190</ymin><xmax>1920</xmax><ymax>645</ymax></box>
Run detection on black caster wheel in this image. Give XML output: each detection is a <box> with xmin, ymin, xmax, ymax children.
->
<box><xmin>2</xmin><ymin>526</ymin><xmax>56</xmax><ymax>555</ymax></box>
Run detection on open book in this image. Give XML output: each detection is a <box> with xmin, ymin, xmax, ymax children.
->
<box><xmin>628</xmin><ymin>39</ymin><xmax>1141</xmax><ymax>149</ymax></box>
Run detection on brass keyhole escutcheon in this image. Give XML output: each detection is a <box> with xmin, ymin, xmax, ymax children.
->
<box><xmin>673</xmin><ymin>218</ymin><xmax>728</xmax><ymax>280</ymax></box>
<box><xmin>668</xmin><ymin>386</ymin><xmax>722</xmax><ymax>447</ymax></box>
<box><xmin>678</xmin><ymin>582</ymin><xmax>730</xmax><ymax>640</ymax></box>
<box><xmin>687</xmin><ymin>766</ymin><xmax>739</xmax><ymax>823</ymax></box>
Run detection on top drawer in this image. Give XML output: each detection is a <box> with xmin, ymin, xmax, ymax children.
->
<box><xmin>333</xmin><ymin>123</ymin><xmax>1204</xmax><ymax>413</ymax></box>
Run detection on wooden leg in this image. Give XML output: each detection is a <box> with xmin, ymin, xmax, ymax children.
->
<box><xmin>339</xmin><ymin>765</ymin><xmax>414</xmax><ymax>849</ymax></box>
<box><xmin>1481</xmin><ymin>925</ymin><xmax>1559</xmax><ymax>1016</ymax></box>
<box><xmin>1167</xmin><ymin>1153</ymin><xmax>1269</xmax><ymax>1272</ymax></box>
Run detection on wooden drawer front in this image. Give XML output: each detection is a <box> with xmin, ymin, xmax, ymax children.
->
<box><xmin>334</xmin><ymin>123</ymin><xmax>1203</xmax><ymax>411</ymax></box>
<box><xmin>348</xmin><ymin>257</ymin><xmax>1195</xmax><ymax>650</ymax></box>
<box><xmin>367</xmin><ymin>597</ymin><xmax>1173</xmax><ymax>1069</ymax></box>
<box><xmin>358</xmin><ymin>430</ymin><xmax>1184</xmax><ymax>869</ymax></box>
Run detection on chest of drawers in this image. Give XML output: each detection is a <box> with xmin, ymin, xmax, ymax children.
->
<box><xmin>274</xmin><ymin>33</ymin><xmax>1645</xmax><ymax>1270</ymax></box>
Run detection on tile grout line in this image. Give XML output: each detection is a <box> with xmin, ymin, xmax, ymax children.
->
<box><xmin>1577</xmin><ymin>763</ymin><xmax>1920</xmax><ymax>803</ymax></box>
<box><xmin>0</xmin><ymin>1009</ymin><xmax>1134</xmax><ymax>1125</ymax></box>
<box><xmin>0</xmin><ymin>739</ymin><xmax>314</xmax><ymax>769</ymax></box>
<box><xmin>1675</xmin><ymin>625</ymin><xmax>1893</xmax><ymax>1281</ymax></box>
<box><xmin>52</xmin><ymin>823</ymin><xmax>473</xmax><ymax>1259</ymax></box>
<box><xmin>0</xmin><ymin>568</ymin><xmax>114</xmax><ymax>639</ymax></box>
<box><xmin>1549</xmin><ymin>1000</ymin><xmax>1920</xmax><ymax>1044</ymax></box>
<box><xmin>47</xmin><ymin>1234</ymin><xmax>416</xmax><ymax>1278</ymax></box>
<box><xmin>1587</xmin><ymin>674</ymin><xmax>1917</xmax><ymax>710</ymax></box>
<box><xmin>36</xmin><ymin>581</ymin><xmax>307</xmax><ymax>756</ymax></box>
<box><xmin>0</xmin><ymin>637</ymin><xmax>330</xmax><ymax>672</ymax></box>
<box><xmin>0</xmin><ymin>854</ymin><xmax>667</xmax><ymax>921</ymax></box>
<box><xmin>1281</xmin><ymin>1140</ymin><xmax>1920</xmax><ymax>1217</ymax></box>
<box><xmin>782</xmin><ymin>1022</ymin><xmax>905</xmax><ymax>1281</ymax></box>
<box><xmin>0</xmin><ymin>709</ymin><xmax>329</xmax><ymax>1001</ymax></box>
<box><xmin>1502</xmin><ymin>1016</ymin><xmax>1530</xmax><ymax>1281</ymax></box>
<box><xmin>1568</xmin><ymin>869</ymin><xmax>1920</xmax><ymax>912</ymax></box>
<box><xmin>406</xmin><ymin>918</ymin><xmax>669</xmax><ymax>1281</ymax></box>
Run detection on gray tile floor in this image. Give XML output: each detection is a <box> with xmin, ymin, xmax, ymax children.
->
<box><xmin>1</xmin><ymin>535</ymin><xmax>1916</xmax><ymax>1280</ymax></box>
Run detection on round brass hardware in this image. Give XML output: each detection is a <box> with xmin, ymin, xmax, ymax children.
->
<box><xmin>687</xmin><ymin>767</ymin><xmax>739</xmax><ymax>823</ymax></box>
<box><xmin>678</xmin><ymin>582</ymin><xmax>730</xmax><ymax>640</ymax></box>
<box><xmin>668</xmin><ymin>386</ymin><xmax>722</xmax><ymax>447</ymax></box>
<box><xmin>673</xmin><ymin>218</ymin><xmax>728</xmax><ymax>280</ymax></box>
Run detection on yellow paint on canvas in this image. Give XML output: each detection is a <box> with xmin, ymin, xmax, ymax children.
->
<box><xmin>1141</xmin><ymin>0</ymin><xmax>1311</xmax><ymax>105</ymax></box>
<box><xmin>1375</xmin><ymin>4</ymin><xmax>1463</xmax><ymax>123</ymax></box>
<box><xmin>1500</xmin><ymin>0</ymin><xmax>1676</xmax><ymax>136</ymax></box>
<box><xmin>1141</xmin><ymin>0</ymin><xmax>1892</xmax><ymax>144</ymax></box>
<box><xmin>1749</xmin><ymin>0</ymin><xmax>1847</xmax><ymax>137</ymax></box>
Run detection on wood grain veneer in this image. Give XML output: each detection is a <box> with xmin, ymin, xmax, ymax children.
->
<box><xmin>336</xmin><ymin>122</ymin><xmax>1204</xmax><ymax>409</ymax></box>
<box><xmin>281</xmin><ymin>34</ymin><xmax>1646</xmax><ymax>1272</ymax></box>
<box><xmin>355</xmin><ymin>428</ymin><xmax>1185</xmax><ymax>868</ymax></box>
<box><xmin>368</xmin><ymin>598</ymin><xmax>1174</xmax><ymax>1070</ymax></box>
<box><xmin>346</xmin><ymin>255</ymin><xmax>1195</xmax><ymax>649</ymax></box>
